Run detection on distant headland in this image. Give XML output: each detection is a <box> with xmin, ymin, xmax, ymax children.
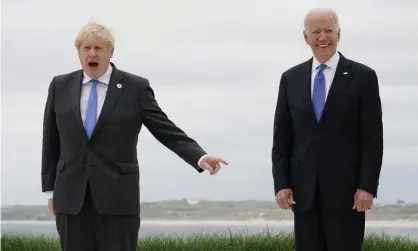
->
<box><xmin>2</xmin><ymin>199</ymin><xmax>418</xmax><ymax>221</ymax></box>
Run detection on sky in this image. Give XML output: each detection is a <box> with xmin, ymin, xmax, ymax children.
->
<box><xmin>1</xmin><ymin>0</ymin><xmax>418</xmax><ymax>206</ymax></box>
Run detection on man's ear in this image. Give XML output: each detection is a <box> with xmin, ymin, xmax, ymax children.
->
<box><xmin>337</xmin><ymin>28</ymin><xmax>341</xmax><ymax>42</ymax></box>
<box><xmin>303</xmin><ymin>31</ymin><xmax>308</xmax><ymax>44</ymax></box>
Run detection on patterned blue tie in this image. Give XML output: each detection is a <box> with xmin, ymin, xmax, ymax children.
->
<box><xmin>312</xmin><ymin>63</ymin><xmax>327</xmax><ymax>122</ymax></box>
<box><xmin>85</xmin><ymin>79</ymin><xmax>99</xmax><ymax>138</ymax></box>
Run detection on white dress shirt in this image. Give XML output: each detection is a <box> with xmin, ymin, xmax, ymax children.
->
<box><xmin>79</xmin><ymin>64</ymin><xmax>113</xmax><ymax>124</ymax></box>
<box><xmin>311</xmin><ymin>51</ymin><xmax>340</xmax><ymax>99</ymax></box>
<box><xmin>47</xmin><ymin>65</ymin><xmax>207</xmax><ymax>198</ymax></box>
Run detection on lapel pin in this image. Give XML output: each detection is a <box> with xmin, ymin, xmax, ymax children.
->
<box><xmin>116</xmin><ymin>83</ymin><xmax>122</xmax><ymax>89</ymax></box>
<box><xmin>343</xmin><ymin>72</ymin><xmax>348</xmax><ymax>75</ymax></box>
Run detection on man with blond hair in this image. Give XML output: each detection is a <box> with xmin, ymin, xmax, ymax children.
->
<box><xmin>41</xmin><ymin>21</ymin><xmax>228</xmax><ymax>251</ymax></box>
<box><xmin>271</xmin><ymin>8</ymin><xmax>383</xmax><ymax>251</ymax></box>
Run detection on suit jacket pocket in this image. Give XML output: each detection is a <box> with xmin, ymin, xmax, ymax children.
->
<box><xmin>118</xmin><ymin>163</ymin><xmax>139</xmax><ymax>174</ymax></box>
<box><xmin>56</xmin><ymin>159</ymin><xmax>66</xmax><ymax>172</ymax></box>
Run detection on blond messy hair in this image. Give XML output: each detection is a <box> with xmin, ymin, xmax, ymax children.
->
<box><xmin>74</xmin><ymin>21</ymin><xmax>115</xmax><ymax>50</ymax></box>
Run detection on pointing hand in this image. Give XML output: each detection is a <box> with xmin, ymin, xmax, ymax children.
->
<box><xmin>199</xmin><ymin>156</ymin><xmax>228</xmax><ymax>175</ymax></box>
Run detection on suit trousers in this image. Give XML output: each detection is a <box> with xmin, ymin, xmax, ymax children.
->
<box><xmin>293</xmin><ymin>183</ymin><xmax>365</xmax><ymax>251</ymax></box>
<box><xmin>55</xmin><ymin>182</ymin><xmax>141</xmax><ymax>251</ymax></box>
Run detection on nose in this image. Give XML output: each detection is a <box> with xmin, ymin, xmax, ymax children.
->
<box><xmin>317</xmin><ymin>30</ymin><xmax>329</xmax><ymax>41</ymax></box>
<box><xmin>318</xmin><ymin>33</ymin><xmax>327</xmax><ymax>41</ymax></box>
<box><xmin>88</xmin><ymin>48</ymin><xmax>98</xmax><ymax>57</ymax></box>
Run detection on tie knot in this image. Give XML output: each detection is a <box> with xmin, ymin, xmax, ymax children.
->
<box><xmin>318</xmin><ymin>63</ymin><xmax>327</xmax><ymax>72</ymax></box>
<box><xmin>91</xmin><ymin>79</ymin><xmax>99</xmax><ymax>87</ymax></box>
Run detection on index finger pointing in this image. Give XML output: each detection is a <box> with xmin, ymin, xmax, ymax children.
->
<box><xmin>218</xmin><ymin>159</ymin><xmax>228</xmax><ymax>165</ymax></box>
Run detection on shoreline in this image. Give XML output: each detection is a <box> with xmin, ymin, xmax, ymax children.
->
<box><xmin>3</xmin><ymin>219</ymin><xmax>418</xmax><ymax>228</ymax></box>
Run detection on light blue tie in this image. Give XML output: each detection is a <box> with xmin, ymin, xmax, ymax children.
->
<box><xmin>312</xmin><ymin>63</ymin><xmax>327</xmax><ymax>122</ymax></box>
<box><xmin>85</xmin><ymin>79</ymin><xmax>99</xmax><ymax>138</ymax></box>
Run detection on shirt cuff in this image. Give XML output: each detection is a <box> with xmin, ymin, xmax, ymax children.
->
<box><xmin>197</xmin><ymin>155</ymin><xmax>207</xmax><ymax>168</ymax></box>
<box><xmin>46</xmin><ymin>191</ymin><xmax>53</xmax><ymax>199</ymax></box>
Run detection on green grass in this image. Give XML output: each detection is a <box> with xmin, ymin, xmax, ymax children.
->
<box><xmin>2</xmin><ymin>232</ymin><xmax>418</xmax><ymax>250</ymax></box>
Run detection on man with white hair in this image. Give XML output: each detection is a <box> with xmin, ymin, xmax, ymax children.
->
<box><xmin>41</xmin><ymin>21</ymin><xmax>228</xmax><ymax>251</ymax></box>
<box><xmin>272</xmin><ymin>8</ymin><xmax>383</xmax><ymax>251</ymax></box>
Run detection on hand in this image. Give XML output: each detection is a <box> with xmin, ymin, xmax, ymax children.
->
<box><xmin>48</xmin><ymin>198</ymin><xmax>55</xmax><ymax>216</ymax></box>
<box><xmin>353</xmin><ymin>189</ymin><xmax>373</xmax><ymax>212</ymax></box>
<box><xmin>276</xmin><ymin>189</ymin><xmax>296</xmax><ymax>210</ymax></box>
<box><xmin>199</xmin><ymin>156</ymin><xmax>228</xmax><ymax>175</ymax></box>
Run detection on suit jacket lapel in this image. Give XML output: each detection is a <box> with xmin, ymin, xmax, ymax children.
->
<box><xmin>300</xmin><ymin>58</ymin><xmax>318</xmax><ymax>123</ymax></box>
<box><xmin>69</xmin><ymin>70</ymin><xmax>89</xmax><ymax>141</ymax></box>
<box><xmin>89</xmin><ymin>64</ymin><xmax>124</xmax><ymax>140</ymax></box>
<box><xmin>320</xmin><ymin>53</ymin><xmax>352</xmax><ymax>122</ymax></box>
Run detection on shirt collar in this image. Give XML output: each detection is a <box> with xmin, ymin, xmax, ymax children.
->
<box><xmin>312</xmin><ymin>51</ymin><xmax>340</xmax><ymax>71</ymax></box>
<box><xmin>82</xmin><ymin>64</ymin><xmax>113</xmax><ymax>84</ymax></box>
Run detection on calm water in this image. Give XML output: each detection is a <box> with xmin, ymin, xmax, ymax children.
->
<box><xmin>2</xmin><ymin>220</ymin><xmax>418</xmax><ymax>240</ymax></box>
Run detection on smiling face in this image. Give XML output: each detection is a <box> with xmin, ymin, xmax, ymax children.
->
<box><xmin>303</xmin><ymin>10</ymin><xmax>340</xmax><ymax>63</ymax></box>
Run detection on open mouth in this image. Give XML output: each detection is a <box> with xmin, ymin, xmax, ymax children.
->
<box><xmin>88</xmin><ymin>62</ymin><xmax>99</xmax><ymax>67</ymax></box>
<box><xmin>317</xmin><ymin>44</ymin><xmax>331</xmax><ymax>48</ymax></box>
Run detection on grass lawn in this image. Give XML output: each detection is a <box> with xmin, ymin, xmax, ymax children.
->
<box><xmin>2</xmin><ymin>232</ymin><xmax>418</xmax><ymax>250</ymax></box>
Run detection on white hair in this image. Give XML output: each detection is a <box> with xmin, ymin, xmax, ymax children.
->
<box><xmin>74</xmin><ymin>21</ymin><xmax>115</xmax><ymax>50</ymax></box>
<box><xmin>304</xmin><ymin>8</ymin><xmax>340</xmax><ymax>31</ymax></box>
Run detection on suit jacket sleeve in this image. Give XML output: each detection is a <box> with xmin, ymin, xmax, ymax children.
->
<box><xmin>357</xmin><ymin>69</ymin><xmax>384</xmax><ymax>197</ymax></box>
<box><xmin>139</xmin><ymin>80</ymin><xmax>207</xmax><ymax>172</ymax></box>
<box><xmin>272</xmin><ymin>74</ymin><xmax>293</xmax><ymax>194</ymax></box>
<box><xmin>41</xmin><ymin>77</ymin><xmax>60</xmax><ymax>192</ymax></box>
